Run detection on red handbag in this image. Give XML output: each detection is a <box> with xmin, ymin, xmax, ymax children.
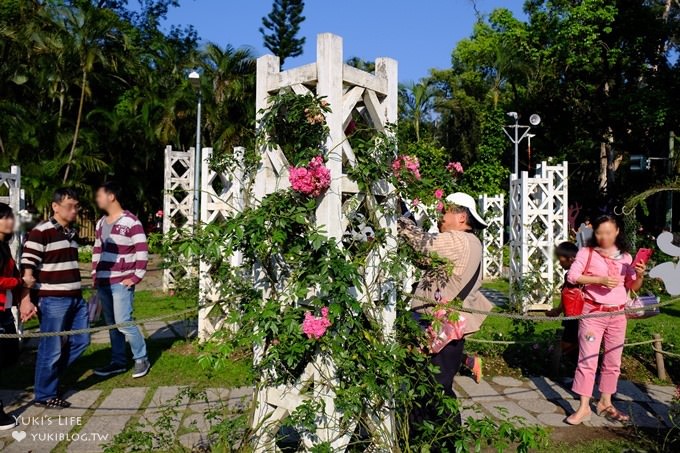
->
<box><xmin>562</xmin><ymin>248</ymin><xmax>593</xmax><ymax>317</ymax></box>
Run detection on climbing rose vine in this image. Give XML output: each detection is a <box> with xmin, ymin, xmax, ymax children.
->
<box><xmin>289</xmin><ymin>155</ymin><xmax>331</xmax><ymax>197</ymax></box>
<box><xmin>392</xmin><ymin>154</ymin><xmax>421</xmax><ymax>181</ymax></box>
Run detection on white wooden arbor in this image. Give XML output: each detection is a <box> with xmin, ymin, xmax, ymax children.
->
<box><xmin>509</xmin><ymin>161</ymin><xmax>569</xmax><ymax>311</ymax></box>
<box><xmin>479</xmin><ymin>194</ymin><xmax>505</xmax><ymax>279</ymax></box>
<box><xmin>162</xmin><ymin>146</ymin><xmax>195</xmax><ymax>291</ymax></box>
<box><xmin>197</xmin><ymin>146</ymin><xmax>245</xmax><ymax>339</ymax></box>
<box><xmin>0</xmin><ymin>165</ymin><xmax>25</xmax><ymax>259</ymax></box>
<box><xmin>252</xmin><ymin>33</ymin><xmax>398</xmax><ymax>451</ymax></box>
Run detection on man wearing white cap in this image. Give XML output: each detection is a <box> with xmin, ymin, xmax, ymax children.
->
<box><xmin>398</xmin><ymin>191</ymin><xmax>494</xmax><ymax>436</ymax></box>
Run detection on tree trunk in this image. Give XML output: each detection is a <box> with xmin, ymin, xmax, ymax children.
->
<box><xmin>63</xmin><ymin>69</ymin><xmax>87</xmax><ymax>183</ymax></box>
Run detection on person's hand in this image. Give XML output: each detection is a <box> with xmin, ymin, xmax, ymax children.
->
<box><xmin>22</xmin><ymin>274</ymin><xmax>36</xmax><ymax>288</ymax></box>
<box><xmin>545</xmin><ymin>308</ymin><xmax>560</xmax><ymax>317</ymax></box>
<box><xmin>600</xmin><ymin>276</ymin><xmax>620</xmax><ymax>289</ymax></box>
<box><xmin>121</xmin><ymin>278</ymin><xmax>135</xmax><ymax>288</ymax></box>
<box><xmin>19</xmin><ymin>298</ymin><xmax>38</xmax><ymax>322</ymax></box>
<box><xmin>634</xmin><ymin>262</ymin><xmax>646</xmax><ymax>278</ymax></box>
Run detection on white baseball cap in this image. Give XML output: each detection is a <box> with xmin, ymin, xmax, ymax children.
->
<box><xmin>444</xmin><ymin>192</ymin><xmax>488</xmax><ymax>229</ymax></box>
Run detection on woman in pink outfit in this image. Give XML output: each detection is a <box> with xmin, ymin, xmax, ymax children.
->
<box><xmin>565</xmin><ymin>215</ymin><xmax>645</xmax><ymax>425</ymax></box>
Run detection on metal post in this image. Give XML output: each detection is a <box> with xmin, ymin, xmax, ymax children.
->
<box><xmin>514</xmin><ymin>121</ymin><xmax>519</xmax><ymax>175</ymax></box>
<box><xmin>193</xmin><ymin>93</ymin><xmax>201</xmax><ymax>225</ymax></box>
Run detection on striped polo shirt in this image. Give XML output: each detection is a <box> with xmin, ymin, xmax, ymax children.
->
<box><xmin>92</xmin><ymin>211</ymin><xmax>148</xmax><ymax>286</ymax></box>
<box><xmin>21</xmin><ymin>220</ymin><xmax>82</xmax><ymax>297</ymax></box>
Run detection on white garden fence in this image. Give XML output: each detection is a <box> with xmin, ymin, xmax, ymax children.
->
<box><xmin>479</xmin><ymin>194</ymin><xmax>504</xmax><ymax>280</ymax></box>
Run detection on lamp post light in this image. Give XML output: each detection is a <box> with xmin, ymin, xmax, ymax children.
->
<box><xmin>189</xmin><ymin>70</ymin><xmax>201</xmax><ymax>225</ymax></box>
<box><xmin>504</xmin><ymin>112</ymin><xmax>541</xmax><ymax>175</ymax></box>
<box><xmin>527</xmin><ymin>133</ymin><xmax>535</xmax><ymax>172</ymax></box>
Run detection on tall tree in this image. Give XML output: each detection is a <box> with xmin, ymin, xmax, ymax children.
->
<box><xmin>400</xmin><ymin>81</ymin><xmax>436</xmax><ymax>142</ymax></box>
<box><xmin>259</xmin><ymin>0</ymin><xmax>306</xmax><ymax>66</ymax></box>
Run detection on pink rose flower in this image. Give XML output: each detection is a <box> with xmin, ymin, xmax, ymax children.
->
<box><xmin>289</xmin><ymin>156</ymin><xmax>331</xmax><ymax>197</ymax></box>
<box><xmin>446</xmin><ymin>161</ymin><xmax>464</xmax><ymax>174</ymax></box>
<box><xmin>392</xmin><ymin>155</ymin><xmax>421</xmax><ymax>181</ymax></box>
<box><xmin>436</xmin><ymin>201</ymin><xmax>444</xmax><ymax>212</ymax></box>
<box><xmin>302</xmin><ymin>307</ymin><xmax>332</xmax><ymax>339</ymax></box>
<box><xmin>412</xmin><ymin>198</ymin><xmax>420</xmax><ymax>207</ymax></box>
<box><xmin>434</xmin><ymin>188</ymin><xmax>444</xmax><ymax>199</ymax></box>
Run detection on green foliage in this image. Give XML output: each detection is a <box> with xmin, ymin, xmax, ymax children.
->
<box><xmin>259</xmin><ymin>0</ymin><xmax>306</xmax><ymax>66</ymax></box>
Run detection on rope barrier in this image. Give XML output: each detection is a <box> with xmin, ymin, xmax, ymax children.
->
<box><xmin>653</xmin><ymin>347</ymin><xmax>680</xmax><ymax>359</ymax></box>
<box><xmin>0</xmin><ymin>307</ymin><xmax>198</xmax><ymax>339</ymax></box>
<box><xmin>465</xmin><ymin>336</ymin><xmax>665</xmax><ymax>348</ymax></box>
<box><xmin>409</xmin><ymin>294</ymin><xmax>678</xmax><ymax>321</ymax></box>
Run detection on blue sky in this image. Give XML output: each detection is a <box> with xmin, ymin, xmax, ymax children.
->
<box><xmin>163</xmin><ymin>0</ymin><xmax>527</xmax><ymax>82</ymax></box>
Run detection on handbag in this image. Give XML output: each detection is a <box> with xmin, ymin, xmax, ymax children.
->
<box><xmin>563</xmin><ymin>248</ymin><xmax>593</xmax><ymax>317</ymax></box>
<box><xmin>424</xmin><ymin>264</ymin><xmax>480</xmax><ymax>354</ymax></box>
<box><xmin>625</xmin><ymin>293</ymin><xmax>660</xmax><ymax>319</ymax></box>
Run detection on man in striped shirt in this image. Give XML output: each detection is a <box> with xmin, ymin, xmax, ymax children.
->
<box><xmin>91</xmin><ymin>182</ymin><xmax>150</xmax><ymax>378</ymax></box>
<box><xmin>20</xmin><ymin>188</ymin><xmax>89</xmax><ymax>409</ymax></box>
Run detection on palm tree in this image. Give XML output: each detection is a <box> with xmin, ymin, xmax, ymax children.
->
<box><xmin>400</xmin><ymin>81</ymin><xmax>436</xmax><ymax>142</ymax></box>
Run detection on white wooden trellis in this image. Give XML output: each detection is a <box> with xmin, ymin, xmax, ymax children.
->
<box><xmin>479</xmin><ymin>194</ymin><xmax>504</xmax><ymax>280</ymax></box>
<box><xmin>197</xmin><ymin>146</ymin><xmax>245</xmax><ymax>340</ymax></box>
<box><xmin>509</xmin><ymin>162</ymin><xmax>568</xmax><ymax>311</ymax></box>
<box><xmin>162</xmin><ymin>146</ymin><xmax>195</xmax><ymax>292</ymax></box>
<box><xmin>252</xmin><ymin>33</ymin><xmax>398</xmax><ymax>452</ymax></box>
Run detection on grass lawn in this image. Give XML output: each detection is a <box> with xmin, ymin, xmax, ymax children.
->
<box><xmin>0</xmin><ymin>290</ymin><xmax>252</xmax><ymax>393</ymax></box>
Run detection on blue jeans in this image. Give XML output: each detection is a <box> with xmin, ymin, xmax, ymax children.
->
<box><xmin>35</xmin><ymin>297</ymin><xmax>90</xmax><ymax>401</ymax></box>
<box><xmin>98</xmin><ymin>284</ymin><xmax>147</xmax><ymax>364</ymax></box>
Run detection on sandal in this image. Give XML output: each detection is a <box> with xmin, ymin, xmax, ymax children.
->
<box><xmin>565</xmin><ymin>410</ymin><xmax>592</xmax><ymax>425</ymax></box>
<box><xmin>596</xmin><ymin>404</ymin><xmax>630</xmax><ymax>422</ymax></box>
<box><xmin>35</xmin><ymin>398</ymin><xmax>71</xmax><ymax>409</ymax></box>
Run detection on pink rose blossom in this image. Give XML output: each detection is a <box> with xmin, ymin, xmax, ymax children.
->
<box><xmin>289</xmin><ymin>156</ymin><xmax>331</xmax><ymax>197</ymax></box>
<box><xmin>412</xmin><ymin>198</ymin><xmax>420</xmax><ymax>207</ymax></box>
<box><xmin>434</xmin><ymin>188</ymin><xmax>444</xmax><ymax>199</ymax></box>
<box><xmin>446</xmin><ymin>161</ymin><xmax>464</xmax><ymax>174</ymax></box>
<box><xmin>302</xmin><ymin>307</ymin><xmax>332</xmax><ymax>339</ymax></box>
<box><xmin>392</xmin><ymin>155</ymin><xmax>421</xmax><ymax>181</ymax></box>
<box><xmin>436</xmin><ymin>201</ymin><xmax>444</xmax><ymax>212</ymax></box>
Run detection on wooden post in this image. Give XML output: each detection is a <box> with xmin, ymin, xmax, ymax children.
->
<box><xmin>550</xmin><ymin>327</ymin><xmax>564</xmax><ymax>379</ymax></box>
<box><xmin>653</xmin><ymin>333</ymin><xmax>667</xmax><ymax>381</ymax></box>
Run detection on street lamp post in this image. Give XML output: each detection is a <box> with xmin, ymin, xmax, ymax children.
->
<box><xmin>503</xmin><ymin>112</ymin><xmax>541</xmax><ymax>175</ymax></box>
<box><xmin>189</xmin><ymin>70</ymin><xmax>201</xmax><ymax>225</ymax></box>
<box><xmin>527</xmin><ymin>133</ymin><xmax>535</xmax><ymax>172</ymax></box>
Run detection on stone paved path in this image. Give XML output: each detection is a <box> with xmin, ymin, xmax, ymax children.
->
<box><xmin>0</xmin><ymin>378</ymin><xmax>674</xmax><ymax>451</ymax></box>
<box><xmin>0</xmin><ymin>386</ymin><xmax>252</xmax><ymax>452</ymax></box>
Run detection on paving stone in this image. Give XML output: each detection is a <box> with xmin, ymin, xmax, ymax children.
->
<box><xmin>183</xmin><ymin>412</ymin><xmax>209</xmax><ymax>432</ymax></box>
<box><xmin>649</xmin><ymin>402</ymin><xmax>672</xmax><ymax>427</ymax></box>
<box><xmin>493</xmin><ymin>376</ymin><xmax>524</xmax><ymax>387</ymax></box>
<box><xmin>67</xmin><ymin>416</ymin><xmax>128</xmax><ymax>452</ymax></box>
<box><xmin>455</xmin><ymin>376</ymin><xmax>505</xmax><ymax>402</ymax></box>
<box><xmin>584</xmin><ymin>413</ymin><xmax>620</xmax><ymax>428</ymax></box>
<box><xmin>518</xmin><ymin>399</ymin><xmax>560</xmax><ymax>414</ymax></box>
<box><xmin>614</xmin><ymin>380</ymin><xmax>651</xmax><ymax>403</ymax></box>
<box><xmin>503</xmin><ymin>387</ymin><xmax>543</xmax><ymax>401</ymax></box>
<box><xmin>140</xmin><ymin>386</ymin><xmax>188</xmax><ymax>434</ymax></box>
<box><xmin>93</xmin><ymin>387</ymin><xmax>148</xmax><ymax>416</ymax></box>
<box><xmin>482</xmin><ymin>401</ymin><xmax>540</xmax><ymax>425</ymax></box>
<box><xmin>4</xmin><ymin>390</ymin><xmax>100</xmax><ymax>453</ymax></box>
<box><xmin>536</xmin><ymin>413</ymin><xmax>570</xmax><ymax>427</ymax></box>
<box><xmin>460</xmin><ymin>404</ymin><xmax>486</xmax><ymax>423</ymax></box>
<box><xmin>147</xmin><ymin>325</ymin><xmax>179</xmax><ymax>341</ymax></box>
<box><xmin>642</xmin><ymin>384</ymin><xmax>675</xmax><ymax>405</ymax></box>
<box><xmin>555</xmin><ymin>398</ymin><xmax>579</xmax><ymax>414</ymax></box>
<box><xmin>179</xmin><ymin>432</ymin><xmax>211</xmax><ymax>450</ymax></box>
<box><xmin>528</xmin><ymin>376</ymin><xmax>577</xmax><ymax>401</ymax></box>
<box><xmin>628</xmin><ymin>402</ymin><xmax>663</xmax><ymax>428</ymax></box>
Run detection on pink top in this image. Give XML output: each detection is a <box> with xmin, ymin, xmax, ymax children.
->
<box><xmin>567</xmin><ymin>247</ymin><xmax>636</xmax><ymax>305</ymax></box>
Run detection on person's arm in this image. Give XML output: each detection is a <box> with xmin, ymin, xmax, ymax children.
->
<box><xmin>626</xmin><ymin>257</ymin><xmax>645</xmax><ymax>292</ymax></box>
<box><xmin>19</xmin><ymin>228</ymin><xmax>43</xmax><ymax>321</ymax></box>
<box><xmin>91</xmin><ymin>220</ymin><xmax>102</xmax><ymax>286</ymax></box>
<box><xmin>124</xmin><ymin>219</ymin><xmax>148</xmax><ymax>286</ymax></box>
<box><xmin>0</xmin><ymin>273</ymin><xmax>21</xmax><ymax>290</ymax></box>
<box><xmin>567</xmin><ymin>248</ymin><xmax>619</xmax><ymax>288</ymax></box>
<box><xmin>397</xmin><ymin>216</ymin><xmax>462</xmax><ymax>256</ymax></box>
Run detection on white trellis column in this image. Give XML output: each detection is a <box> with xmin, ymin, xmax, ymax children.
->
<box><xmin>252</xmin><ymin>33</ymin><xmax>398</xmax><ymax>452</ymax></box>
<box><xmin>479</xmin><ymin>194</ymin><xmax>505</xmax><ymax>280</ymax></box>
<box><xmin>197</xmin><ymin>147</ymin><xmax>245</xmax><ymax>340</ymax></box>
<box><xmin>509</xmin><ymin>162</ymin><xmax>569</xmax><ymax>311</ymax></box>
<box><xmin>162</xmin><ymin>146</ymin><xmax>195</xmax><ymax>292</ymax></box>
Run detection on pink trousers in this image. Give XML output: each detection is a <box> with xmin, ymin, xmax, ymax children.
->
<box><xmin>572</xmin><ymin>303</ymin><xmax>627</xmax><ymax>398</ymax></box>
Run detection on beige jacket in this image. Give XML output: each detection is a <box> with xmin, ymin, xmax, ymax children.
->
<box><xmin>398</xmin><ymin>217</ymin><xmax>493</xmax><ymax>334</ymax></box>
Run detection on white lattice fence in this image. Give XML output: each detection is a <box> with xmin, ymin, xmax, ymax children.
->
<box><xmin>0</xmin><ymin>166</ymin><xmax>25</xmax><ymax>259</ymax></box>
<box><xmin>509</xmin><ymin>162</ymin><xmax>569</xmax><ymax>311</ymax></box>
<box><xmin>252</xmin><ymin>33</ymin><xmax>398</xmax><ymax>452</ymax></box>
<box><xmin>198</xmin><ymin>147</ymin><xmax>245</xmax><ymax>340</ymax></box>
<box><xmin>162</xmin><ymin>146</ymin><xmax>194</xmax><ymax>291</ymax></box>
<box><xmin>479</xmin><ymin>194</ymin><xmax>504</xmax><ymax>279</ymax></box>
